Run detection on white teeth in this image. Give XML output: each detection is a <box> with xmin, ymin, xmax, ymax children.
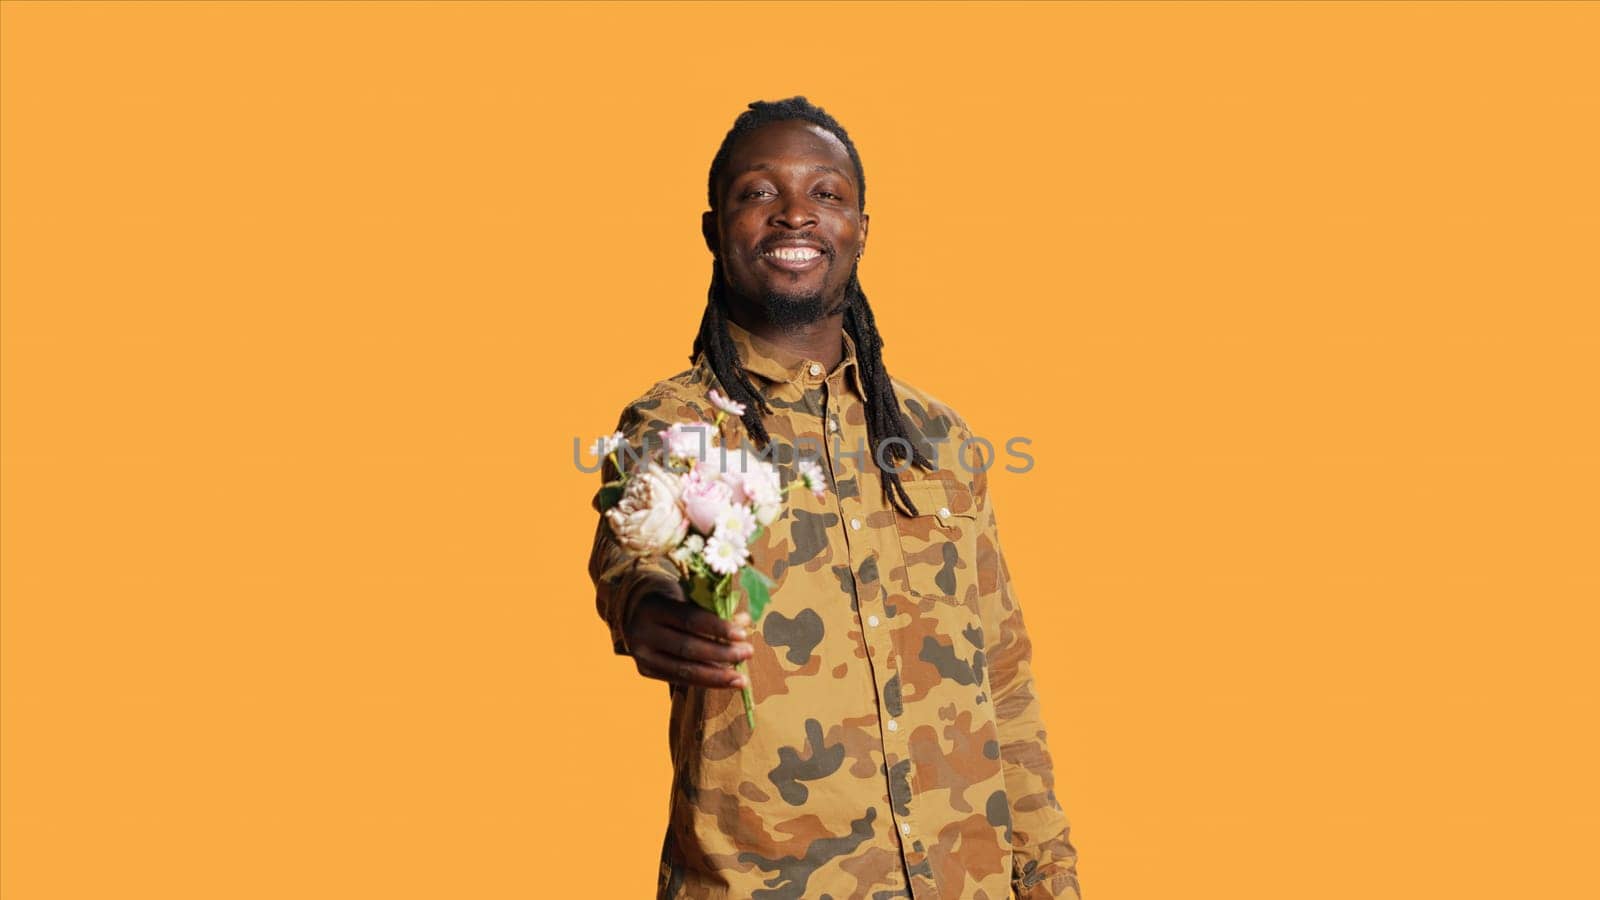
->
<box><xmin>764</xmin><ymin>247</ymin><xmax>821</xmax><ymax>261</ymax></box>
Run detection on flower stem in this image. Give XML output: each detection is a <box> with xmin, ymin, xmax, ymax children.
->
<box><xmin>738</xmin><ymin>660</ymin><xmax>754</xmax><ymax>729</ymax></box>
<box><xmin>716</xmin><ymin>573</ymin><xmax>756</xmax><ymax>731</ymax></box>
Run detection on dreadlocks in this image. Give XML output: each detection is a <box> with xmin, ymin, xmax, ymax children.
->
<box><xmin>690</xmin><ymin>96</ymin><xmax>935</xmax><ymax>516</ymax></box>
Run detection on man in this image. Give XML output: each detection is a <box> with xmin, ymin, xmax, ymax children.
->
<box><xmin>588</xmin><ymin>96</ymin><xmax>1082</xmax><ymax>899</ymax></box>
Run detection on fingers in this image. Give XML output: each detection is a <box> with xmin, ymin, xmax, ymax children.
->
<box><xmin>626</xmin><ymin>591</ymin><xmax>760</xmax><ymax>689</ymax></box>
<box><xmin>676</xmin><ymin>603</ymin><xmax>751</xmax><ymax>644</ymax></box>
<box><xmin>637</xmin><ymin>591</ymin><xmax>751</xmax><ymax>644</ymax></box>
<box><xmin>634</xmin><ymin>642</ymin><xmax>749</xmax><ymax>690</ymax></box>
<box><xmin>661</xmin><ymin>626</ymin><xmax>752</xmax><ymax>666</ymax></box>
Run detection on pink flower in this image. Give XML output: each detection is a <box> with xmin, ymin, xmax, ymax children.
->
<box><xmin>708</xmin><ymin>388</ymin><xmax>747</xmax><ymax>417</ymax></box>
<box><xmin>701</xmin><ymin>446</ymin><xmax>756</xmax><ymax>495</ymax></box>
<box><xmin>680</xmin><ymin>469</ymin><xmax>734</xmax><ymax>534</ymax></box>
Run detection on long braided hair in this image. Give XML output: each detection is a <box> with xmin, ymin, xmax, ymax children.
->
<box><xmin>691</xmin><ymin>96</ymin><xmax>935</xmax><ymax>516</ymax></box>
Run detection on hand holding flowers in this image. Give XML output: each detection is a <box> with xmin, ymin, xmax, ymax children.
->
<box><xmin>593</xmin><ymin>389</ymin><xmax>829</xmax><ymax>729</ymax></box>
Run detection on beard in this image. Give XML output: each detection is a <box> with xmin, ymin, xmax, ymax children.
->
<box><xmin>760</xmin><ymin>285</ymin><xmax>850</xmax><ymax>328</ymax></box>
<box><xmin>756</xmin><ymin>263</ymin><xmax>857</xmax><ymax>329</ymax></box>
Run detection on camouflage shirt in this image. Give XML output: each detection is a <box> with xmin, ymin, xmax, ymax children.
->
<box><xmin>588</xmin><ymin>316</ymin><xmax>1082</xmax><ymax>899</ymax></box>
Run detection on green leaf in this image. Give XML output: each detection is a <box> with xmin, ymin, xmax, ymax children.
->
<box><xmin>685</xmin><ymin>574</ymin><xmax>718</xmax><ymax>613</ymax></box>
<box><xmin>740</xmin><ymin>566</ymin><xmax>771</xmax><ymax>623</ymax></box>
<box><xmin>594</xmin><ymin>482</ymin><xmax>625</xmax><ymax>512</ymax></box>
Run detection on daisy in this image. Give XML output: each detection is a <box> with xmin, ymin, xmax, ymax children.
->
<box><xmin>713</xmin><ymin>503</ymin><xmax>758</xmax><ymax>547</ymax></box>
<box><xmin>703</xmin><ymin>534</ymin><xmax>750</xmax><ymax>576</ymax></box>
<box><xmin>796</xmin><ymin>458</ymin><xmax>829</xmax><ymax>498</ymax></box>
<box><xmin>589</xmin><ymin>430</ymin><xmax>624</xmax><ymax>458</ymax></box>
<box><xmin>708</xmin><ymin>388</ymin><xmax>747</xmax><ymax>417</ymax></box>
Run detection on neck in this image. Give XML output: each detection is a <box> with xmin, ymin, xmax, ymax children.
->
<box><xmin>726</xmin><ymin>302</ymin><xmax>846</xmax><ymax>371</ymax></box>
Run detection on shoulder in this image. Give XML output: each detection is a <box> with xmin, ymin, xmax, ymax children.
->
<box><xmin>609</xmin><ymin>362</ymin><xmax>717</xmax><ymax>437</ymax></box>
<box><xmin>593</xmin><ymin>364</ymin><xmax>718</xmax><ymax>484</ymax></box>
<box><xmin>886</xmin><ymin>374</ymin><xmax>1007</xmax><ymax>498</ymax></box>
<box><xmin>888</xmin><ymin>374</ymin><xmax>974</xmax><ymax>448</ymax></box>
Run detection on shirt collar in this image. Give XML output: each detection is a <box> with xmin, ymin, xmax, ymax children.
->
<box><xmin>718</xmin><ymin>315</ymin><xmax>866</xmax><ymax>400</ymax></box>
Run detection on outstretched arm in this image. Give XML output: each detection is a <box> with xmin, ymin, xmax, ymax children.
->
<box><xmin>585</xmin><ymin>392</ymin><xmax>752</xmax><ymax>690</ymax></box>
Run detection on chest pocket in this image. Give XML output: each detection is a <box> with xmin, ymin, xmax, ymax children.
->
<box><xmin>892</xmin><ymin>478</ymin><xmax>982</xmax><ymax>610</ymax></box>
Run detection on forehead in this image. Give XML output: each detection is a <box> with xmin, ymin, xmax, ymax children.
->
<box><xmin>723</xmin><ymin>120</ymin><xmax>855</xmax><ymax>184</ymax></box>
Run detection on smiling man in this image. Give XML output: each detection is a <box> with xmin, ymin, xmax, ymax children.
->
<box><xmin>588</xmin><ymin>96</ymin><xmax>1082</xmax><ymax>899</ymax></box>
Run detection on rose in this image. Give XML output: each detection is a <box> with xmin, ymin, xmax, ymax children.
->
<box><xmin>603</xmin><ymin>462</ymin><xmax>689</xmax><ymax>556</ymax></box>
<box><xmin>680</xmin><ymin>469</ymin><xmax>735</xmax><ymax>534</ymax></box>
<box><xmin>703</xmin><ymin>449</ymin><xmax>767</xmax><ymax>495</ymax></box>
<box><xmin>741</xmin><ymin>461</ymin><xmax>784</xmax><ymax>525</ymax></box>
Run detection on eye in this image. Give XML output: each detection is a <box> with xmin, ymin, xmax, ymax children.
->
<box><xmin>813</xmin><ymin>191</ymin><xmax>841</xmax><ymax>200</ymax></box>
<box><xmin>741</xmin><ymin>189</ymin><xmax>773</xmax><ymax>200</ymax></box>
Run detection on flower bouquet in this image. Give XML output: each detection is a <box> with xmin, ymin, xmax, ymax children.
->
<box><xmin>593</xmin><ymin>389</ymin><xmax>828</xmax><ymax>729</ymax></box>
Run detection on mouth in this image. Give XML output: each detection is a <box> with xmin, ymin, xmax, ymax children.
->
<box><xmin>757</xmin><ymin>243</ymin><xmax>827</xmax><ymax>273</ymax></box>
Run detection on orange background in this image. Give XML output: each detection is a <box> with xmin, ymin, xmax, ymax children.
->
<box><xmin>3</xmin><ymin>2</ymin><xmax>1597</xmax><ymax>897</ymax></box>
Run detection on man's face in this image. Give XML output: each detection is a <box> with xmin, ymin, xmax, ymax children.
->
<box><xmin>704</xmin><ymin>119</ymin><xmax>869</xmax><ymax>327</ymax></box>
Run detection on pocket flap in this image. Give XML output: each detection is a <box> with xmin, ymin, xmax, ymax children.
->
<box><xmin>897</xmin><ymin>478</ymin><xmax>978</xmax><ymax>522</ymax></box>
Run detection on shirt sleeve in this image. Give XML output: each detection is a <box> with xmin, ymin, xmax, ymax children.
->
<box><xmin>963</xmin><ymin>428</ymin><xmax>1084</xmax><ymax>899</ymax></box>
<box><xmin>586</xmin><ymin>393</ymin><xmax>686</xmax><ymax>658</ymax></box>
<box><xmin>588</xmin><ymin>509</ymin><xmax>681</xmax><ymax>657</ymax></box>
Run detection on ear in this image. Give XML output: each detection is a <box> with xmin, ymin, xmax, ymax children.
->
<box><xmin>858</xmin><ymin>212</ymin><xmax>869</xmax><ymax>258</ymax></box>
<box><xmin>702</xmin><ymin>210</ymin><xmax>719</xmax><ymax>258</ymax></box>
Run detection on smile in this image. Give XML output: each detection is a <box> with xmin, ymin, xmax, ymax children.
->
<box><xmin>759</xmin><ymin>246</ymin><xmax>826</xmax><ymax>272</ymax></box>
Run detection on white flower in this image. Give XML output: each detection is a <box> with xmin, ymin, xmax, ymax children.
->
<box><xmin>796</xmin><ymin>458</ymin><xmax>829</xmax><ymax>498</ymax></box>
<box><xmin>708</xmin><ymin>388</ymin><xmax>747</xmax><ymax>417</ymax></box>
<box><xmin>743</xmin><ymin>461</ymin><xmax>783</xmax><ymax>507</ymax></box>
<box><xmin>728</xmin><ymin>458</ymin><xmax>782</xmax><ymax>526</ymax></box>
<box><xmin>683</xmin><ymin>533</ymin><xmax>705</xmax><ymax>555</ymax></box>
<box><xmin>589</xmin><ymin>430</ymin><xmax>624</xmax><ymax>458</ymax></box>
<box><xmin>604</xmin><ymin>462</ymin><xmax>689</xmax><ymax>556</ymax></box>
<box><xmin>712</xmin><ymin>503</ymin><xmax>758</xmax><ymax>547</ymax></box>
<box><xmin>753</xmin><ymin>498</ymin><xmax>782</xmax><ymax>527</ymax></box>
<box><xmin>703</xmin><ymin>533</ymin><xmax>750</xmax><ymax>576</ymax></box>
<box><xmin>659</xmin><ymin>422</ymin><xmax>713</xmax><ymax>463</ymax></box>
<box><xmin>702</xmin><ymin>445</ymin><xmax>757</xmax><ymax>495</ymax></box>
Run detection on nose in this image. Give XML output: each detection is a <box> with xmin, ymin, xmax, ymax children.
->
<box><xmin>771</xmin><ymin>194</ymin><xmax>818</xmax><ymax>230</ymax></box>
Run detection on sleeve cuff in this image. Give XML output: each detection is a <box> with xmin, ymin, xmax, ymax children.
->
<box><xmin>1014</xmin><ymin>863</ymin><xmax>1083</xmax><ymax>899</ymax></box>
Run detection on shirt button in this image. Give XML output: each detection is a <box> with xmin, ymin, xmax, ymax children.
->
<box><xmin>850</xmin><ymin>517</ymin><xmax>861</xmax><ymax>531</ymax></box>
<box><xmin>938</xmin><ymin>506</ymin><xmax>951</xmax><ymax>519</ymax></box>
<box><xmin>828</xmin><ymin>417</ymin><xmax>839</xmax><ymax>432</ymax></box>
<box><xmin>867</xmin><ymin>614</ymin><xmax>879</xmax><ymax>627</ymax></box>
<box><xmin>808</xmin><ymin>363</ymin><xmax>822</xmax><ymax>376</ymax></box>
<box><xmin>887</xmin><ymin>719</ymin><xmax>898</xmax><ymax>732</ymax></box>
<box><xmin>900</xmin><ymin>822</ymin><xmax>911</xmax><ymax>835</ymax></box>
